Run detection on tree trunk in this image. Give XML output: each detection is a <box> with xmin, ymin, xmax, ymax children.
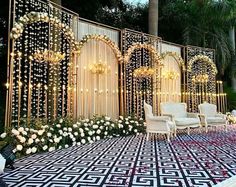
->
<box><xmin>148</xmin><ymin>0</ymin><xmax>158</xmax><ymax>36</ymax></box>
<box><xmin>229</xmin><ymin>26</ymin><xmax>236</xmax><ymax>91</ymax></box>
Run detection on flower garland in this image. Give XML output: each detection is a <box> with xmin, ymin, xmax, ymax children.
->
<box><xmin>187</xmin><ymin>55</ymin><xmax>217</xmax><ymax>74</ymax></box>
<box><xmin>160</xmin><ymin>51</ymin><xmax>185</xmax><ymax>71</ymax></box>
<box><xmin>10</xmin><ymin>11</ymin><xmax>79</xmax><ymax>52</ymax></box>
<box><xmin>123</xmin><ymin>43</ymin><xmax>162</xmax><ymax>65</ymax></box>
<box><xmin>76</xmin><ymin>34</ymin><xmax>123</xmax><ymax>63</ymax></box>
<box><xmin>0</xmin><ymin>116</ymin><xmax>145</xmax><ymax>157</ymax></box>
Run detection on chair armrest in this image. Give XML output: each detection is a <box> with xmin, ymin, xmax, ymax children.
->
<box><xmin>146</xmin><ymin>120</ymin><xmax>170</xmax><ymax>132</ymax></box>
<box><xmin>198</xmin><ymin>114</ymin><xmax>207</xmax><ymax>124</ymax></box>
<box><xmin>215</xmin><ymin>113</ymin><xmax>226</xmax><ymax>119</ymax></box>
<box><xmin>162</xmin><ymin>113</ymin><xmax>174</xmax><ymax>121</ymax></box>
<box><xmin>187</xmin><ymin>112</ymin><xmax>199</xmax><ymax>118</ymax></box>
<box><xmin>149</xmin><ymin>116</ymin><xmax>171</xmax><ymax>121</ymax></box>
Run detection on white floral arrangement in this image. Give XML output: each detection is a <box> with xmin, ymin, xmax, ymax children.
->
<box><xmin>0</xmin><ymin>116</ymin><xmax>145</xmax><ymax>157</ymax></box>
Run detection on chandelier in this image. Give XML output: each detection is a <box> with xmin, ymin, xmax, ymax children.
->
<box><xmin>163</xmin><ymin>71</ymin><xmax>179</xmax><ymax>80</ymax></box>
<box><xmin>133</xmin><ymin>66</ymin><xmax>155</xmax><ymax>78</ymax></box>
<box><xmin>89</xmin><ymin>60</ymin><xmax>107</xmax><ymax>75</ymax></box>
<box><xmin>33</xmin><ymin>49</ymin><xmax>65</xmax><ymax>63</ymax></box>
<box><xmin>192</xmin><ymin>74</ymin><xmax>209</xmax><ymax>83</ymax></box>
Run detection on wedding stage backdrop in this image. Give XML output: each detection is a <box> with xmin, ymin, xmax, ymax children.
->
<box><xmin>5</xmin><ymin>0</ymin><xmax>227</xmax><ymax>127</ymax></box>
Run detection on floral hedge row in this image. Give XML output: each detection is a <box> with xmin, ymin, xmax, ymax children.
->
<box><xmin>0</xmin><ymin>116</ymin><xmax>146</xmax><ymax>157</ymax></box>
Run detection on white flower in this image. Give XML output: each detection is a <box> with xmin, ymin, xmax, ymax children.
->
<box><xmin>65</xmin><ymin>144</ymin><xmax>69</xmax><ymax>148</ymax></box>
<box><xmin>111</xmin><ymin>124</ymin><xmax>115</xmax><ymax>127</ymax></box>
<box><xmin>85</xmin><ymin>128</ymin><xmax>89</xmax><ymax>131</ymax></box>
<box><xmin>73</xmin><ymin>124</ymin><xmax>78</xmax><ymax>128</ymax></box>
<box><xmin>93</xmin><ymin>125</ymin><xmax>98</xmax><ymax>129</ymax></box>
<box><xmin>81</xmin><ymin>139</ymin><xmax>86</xmax><ymax>144</ymax></box>
<box><xmin>73</xmin><ymin>142</ymin><xmax>76</xmax><ymax>146</ymax></box>
<box><xmin>123</xmin><ymin>130</ymin><xmax>126</xmax><ymax>133</ymax></box>
<box><xmin>26</xmin><ymin>148</ymin><xmax>32</xmax><ymax>154</ymax></box>
<box><xmin>79</xmin><ymin>128</ymin><xmax>84</xmax><ymax>133</ymax></box>
<box><xmin>47</xmin><ymin>132</ymin><xmax>52</xmax><ymax>137</ymax></box>
<box><xmin>22</xmin><ymin>131</ymin><xmax>27</xmax><ymax>135</ymax></box>
<box><xmin>41</xmin><ymin>138</ymin><xmax>45</xmax><ymax>142</ymax></box>
<box><xmin>74</xmin><ymin>132</ymin><xmax>78</xmax><ymax>136</ymax></box>
<box><xmin>0</xmin><ymin>133</ymin><xmax>7</xmax><ymax>139</ymax></box>
<box><xmin>18</xmin><ymin>127</ymin><xmax>24</xmax><ymax>132</ymax></box>
<box><xmin>31</xmin><ymin>147</ymin><xmax>37</xmax><ymax>153</ymax></box>
<box><xmin>104</xmin><ymin>131</ymin><xmax>108</xmax><ymax>136</ymax></box>
<box><xmin>139</xmin><ymin>118</ymin><xmax>143</xmax><ymax>120</ymax></box>
<box><xmin>77</xmin><ymin>142</ymin><xmax>81</xmax><ymax>146</ymax></box>
<box><xmin>96</xmin><ymin>129</ymin><xmax>101</xmax><ymax>134</ymax></box>
<box><xmin>85</xmin><ymin>119</ymin><xmax>89</xmax><ymax>122</ymax></box>
<box><xmin>68</xmin><ymin>127</ymin><xmax>72</xmax><ymax>132</ymax></box>
<box><xmin>125</xmin><ymin>121</ymin><xmax>129</xmax><ymax>124</ymax></box>
<box><xmin>35</xmin><ymin>138</ymin><xmax>40</xmax><ymax>143</ymax></box>
<box><xmin>81</xmin><ymin>133</ymin><xmax>85</xmax><ymax>137</ymax></box>
<box><xmin>20</xmin><ymin>136</ymin><xmax>26</xmax><ymax>143</ymax></box>
<box><xmin>89</xmin><ymin>140</ymin><xmax>94</xmax><ymax>144</ymax></box>
<box><xmin>87</xmin><ymin>137</ymin><xmax>91</xmax><ymax>141</ymax></box>
<box><xmin>11</xmin><ymin>129</ymin><xmax>19</xmax><ymax>136</ymax></box>
<box><xmin>58</xmin><ymin>146</ymin><xmax>62</xmax><ymax>149</ymax></box>
<box><xmin>134</xmin><ymin>129</ymin><xmax>138</xmax><ymax>133</ymax></box>
<box><xmin>105</xmin><ymin>116</ymin><xmax>111</xmax><ymax>121</ymax></box>
<box><xmin>99</xmin><ymin>126</ymin><xmax>104</xmax><ymax>130</ymax></box>
<box><xmin>72</xmin><ymin>138</ymin><xmax>76</xmax><ymax>142</ymax></box>
<box><xmin>101</xmin><ymin>120</ymin><xmax>104</xmax><ymax>123</ymax></box>
<box><xmin>118</xmin><ymin>120</ymin><xmax>122</xmax><ymax>123</ymax></box>
<box><xmin>63</xmin><ymin>132</ymin><xmax>68</xmax><ymax>137</ymax></box>
<box><xmin>25</xmin><ymin>128</ymin><xmax>29</xmax><ymax>131</ymax></box>
<box><xmin>28</xmin><ymin>138</ymin><xmax>34</xmax><ymax>145</ymax></box>
<box><xmin>38</xmin><ymin>130</ymin><xmax>44</xmax><ymax>136</ymax></box>
<box><xmin>96</xmin><ymin>121</ymin><xmax>100</xmax><ymax>124</ymax></box>
<box><xmin>49</xmin><ymin>139</ymin><xmax>53</xmax><ymax>143</ymax></box>
<box><xmin>49</xmin><ymin>147</ymin><xmax>55</xmax><ymax>152</ymax></box>
<box><xmin>93</xmin><ymin>136</ymin><xmax>96</xmax><ymax>141</ymax></box>
<box><xmin>96</xmin><ymin>136</ymin><xmax>100</xmax><ymax>141</ymax></box>
<box><xmin>119</xmin><ymin>116</ymin><xmax>124</xmax><ymax>120</ymax></box>
<box><xmin>16</xmin><ymin>144</ymin><xmax>23</xmax><ymax>151</ymax></box>
<box><xmin>43</xmin><ymin>145</ymin><xmax>48</xmax><ymax>151</ymax></box>
<box><xmin>54</xmin><ymin>138</ymin><xmax>60</xmax><ymax>143</ymax></box>
<box><xmin>84</xmin><ymin>123</ymin><xmax>88</xmax><ymax>127</ymax></box>
<box><xmin>88</xmin><ymin>131</ymin><xmax>93</xmax><ymax>136</ymax></box>
<box><xmin>130</xmin><ymin>120</ymin><xmax>134</xmax><ymax>123</ymax></box>
<box><xmin>63</xmin><ymin>127</ymin><xmax>68</xmax><ymax>131</ymax></box>
<box><xmin>59</xmin><ymin>119</ymin><xmax>63</xmax><ymax>123</ymax></box>
<box><xmin>105</xmin><ymin>121</ymin><xmax>110</xmax><ymax>125</ymax></box>
<box><xmin>31</xmin><ymin>134</ymin><xmax>37</xmax><ymax>139</ymax></box>
<box><xmin>56</xmin><ymin>124</ymin><xmax>61</xmax><ymax>128</ymax></box>
<box><xmin>59</xmin><ymin>130</ymin><xmax>63</xmax><ymax>134</ymax></box>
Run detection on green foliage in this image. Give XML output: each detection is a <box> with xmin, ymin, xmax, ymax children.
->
<box><xmin>224</xmin><ymin>84</ymin><xmax>236</xmax><ymax>111</ymax></box>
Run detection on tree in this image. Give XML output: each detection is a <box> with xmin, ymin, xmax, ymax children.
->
<box><xmin>148</xmin><ymin>0</ymin><xmax>158</xmax><ymax>35</ymax></box>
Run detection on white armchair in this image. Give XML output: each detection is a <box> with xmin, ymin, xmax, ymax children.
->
<box><xmin>160</xmin><ymin>102</ymin><xmax>201</xmax><ymax>135</ymax></box>
<box><xmin>144</xmin><ymin>101</ymin><xmax>176</xmax><ymax>141</ymax></box>
<box><xmin>198</xmin><ymin>102</ymin><xmax>228</xmax><ymax>132</ymax></box>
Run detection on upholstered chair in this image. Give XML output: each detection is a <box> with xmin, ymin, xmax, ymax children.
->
<box><xmin>144</xmin><ymin>101</ymin><xmax>176</xmax><ymax>141</ymax></box>
<box><xmin>198</xmin><ymin>102</ymin><xmax>228</xmax><ymax>132</ymax></box>
<box><xmin>160</xmin><ymin>102</ymin><xmax>201</xmax><ymax>135</ymax></box>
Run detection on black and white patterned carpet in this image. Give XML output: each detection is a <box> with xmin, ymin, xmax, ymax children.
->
<box><xmin>1</xmin><ymin>126</ymin><xmax>236</xmax><ymax>187</ymax></box>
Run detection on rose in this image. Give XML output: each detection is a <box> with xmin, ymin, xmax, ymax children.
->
<box><xmin>49</xmin><ymin>147</ymin><xmax>55</xmax><ymax>152</ymax></box>
<box><xmin>56</xmin><ymin>124</ymin><xmax>61</xmax><ymax>128</ymax></box>
<box><xmin>28</xmin><ymin>138</ymin><xmax>34</xmax><ymax>145</ymax></box>
<box><xmin>81</xmin><ymin>139</ymin><xmax>86</xmax><ymax>144</ymax></box>
<box><xmin>79</xmin><ymin>128</ymin><xmax>84</xmax><ymax>133</ymax></box>
<box><xmin>26</xmin><ymin>148</ymin><xmax>32</xmax><ymax>155</ymax></box>
<box><xmin>63</xmin><ymin>127</ymin><xmax>68</xmax><ymax>131</ymax></box>
<box><xmin>31</xmin><ymin>134</ymin><xmax>37</xmax><ymax>139</ymax></box>
<box><xmin>77</xmin><ymin>142</ymin><xmax>81</xmax><ymax>146</ymax></box>
<box><xmin>68</xmin><ymin>127</ymin><xmax>72</xmax><ymax>132</ymax></box>
<box><xmin>134</xmin><ymin>129</ymin><xmax>138</xmax><ymax>133</ymax></box>
<box><xmin>74</xmin><ymin>132</ymin><xmax>78</xmax><ymax>136</ymax></box>
<box><xmin>65</xmin><ymin>144</ymin><xmax>69</xmax><ymax>148</ymax></box>
<box><xmin>73</xmin><ymin>124</ymin><xmax>78</xmax><ymax>128</ymax></box>
<box><xmin>0</xmin><ymin>133</ymin><xmax>6</xmax><ymax>139</ymax></box>
<box><xmin>38</xmin><ymin>130</ymin><xmax>44</xmax><ymax>136</ymax></box>
<box><xmin>43</xmin><ymin>145</ymin><xmax>48</xmax><ymax>151</ymax></box>
<box><xmin>88</xmin><ymin>131</ymin><xmax>93</xmax><ymax>136</ymax></box>
<box><xmin>47</xmin><ymin>132</ymin><xmax>52</xmax><ymax>137</ymax></box>
<box><xmin>22</xmin><ymin>131</ymin><xmax>27</xmax><ymax>135</ymax></box>
<box><xmin>31</xmin><ymin>147</ymin><xmax>37</xmax><ymax>153</ymax></box>
<box><xmin>12</xmin><ymin>129</ymin><xmax>19</xmax><ymax>136</ymax></box>
<box><xmin>96</xmin><ymin>136</ymin><xmax>100</xmax><ymax>141</ymax></box>
<box><xmin>16</xmin><ymin>144</ymin><xmax>23</xmax><ymax>151</ymax></box>
<box><xmin>54</xmin><ymin>138</ymin><xmax>60</xmax><ymax>143</ymax></box>
<box><xmin>96</xmin><ymin>129</ymin><xmax>101</xmax><ymax>134</ymax></box>
<box><xmin>81</xmin><ymin>133</ymin><xmax>85</xmax><ymax>137</ymax></box>
<box><xmin>35</xmin><ymin>138</ymin><xmax>40</xmax><ymax>143</ymax></box>
<box><xmin>18</xmin><ymin>127</ymin><xmax>24</xmax><ymax>132</ymax></box>
<box><xmin>20</xmin><ymin>137</ymin><xmax>26</xmax><ymax>143</ymax></box>
<box><xmin>93</xmin><ymin>125</ymin><xmax>98</xmax><ymax>129</ymax></box>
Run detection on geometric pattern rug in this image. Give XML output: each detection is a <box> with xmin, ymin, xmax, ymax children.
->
<box><xmin>1</xmin><ymin>126</ymin><xmax>236</xmax><ymax>187</ymax></box>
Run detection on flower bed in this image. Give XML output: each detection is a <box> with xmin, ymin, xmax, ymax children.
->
<box><xmin>0</xmin><ymin>116</ymin><xmax>145</xmax><ymax>157</ymax></box>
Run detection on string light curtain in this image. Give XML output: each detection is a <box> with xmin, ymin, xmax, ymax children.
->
<box><xmin>186</xmin><ymin>46</ymin><xmax>217</xmax><ymax>112</ymax></box>
<box><xmin>6</xmin><ymin>0</ymin><xmax>78</xmax><ymax>127</ymax></box>
<box><xmin>122</xmin><ymin>29</ymin><xmax>161</xmax><ymax>118</ymax></box>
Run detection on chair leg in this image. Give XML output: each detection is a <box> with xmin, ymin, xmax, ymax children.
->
<box><xmin>187</xmin><ymin>127</ymin><xmax>190</xmax><ymax>135</ymax></box>
<box><xmin>146</xmin><ymin>132</ymin><xmax>149</xmax><ymax>141</ymax></box>
<box><xmin>167</xmin><ymin>133</ymin><xmax>170</xmax><ymax>142</ymax></box>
